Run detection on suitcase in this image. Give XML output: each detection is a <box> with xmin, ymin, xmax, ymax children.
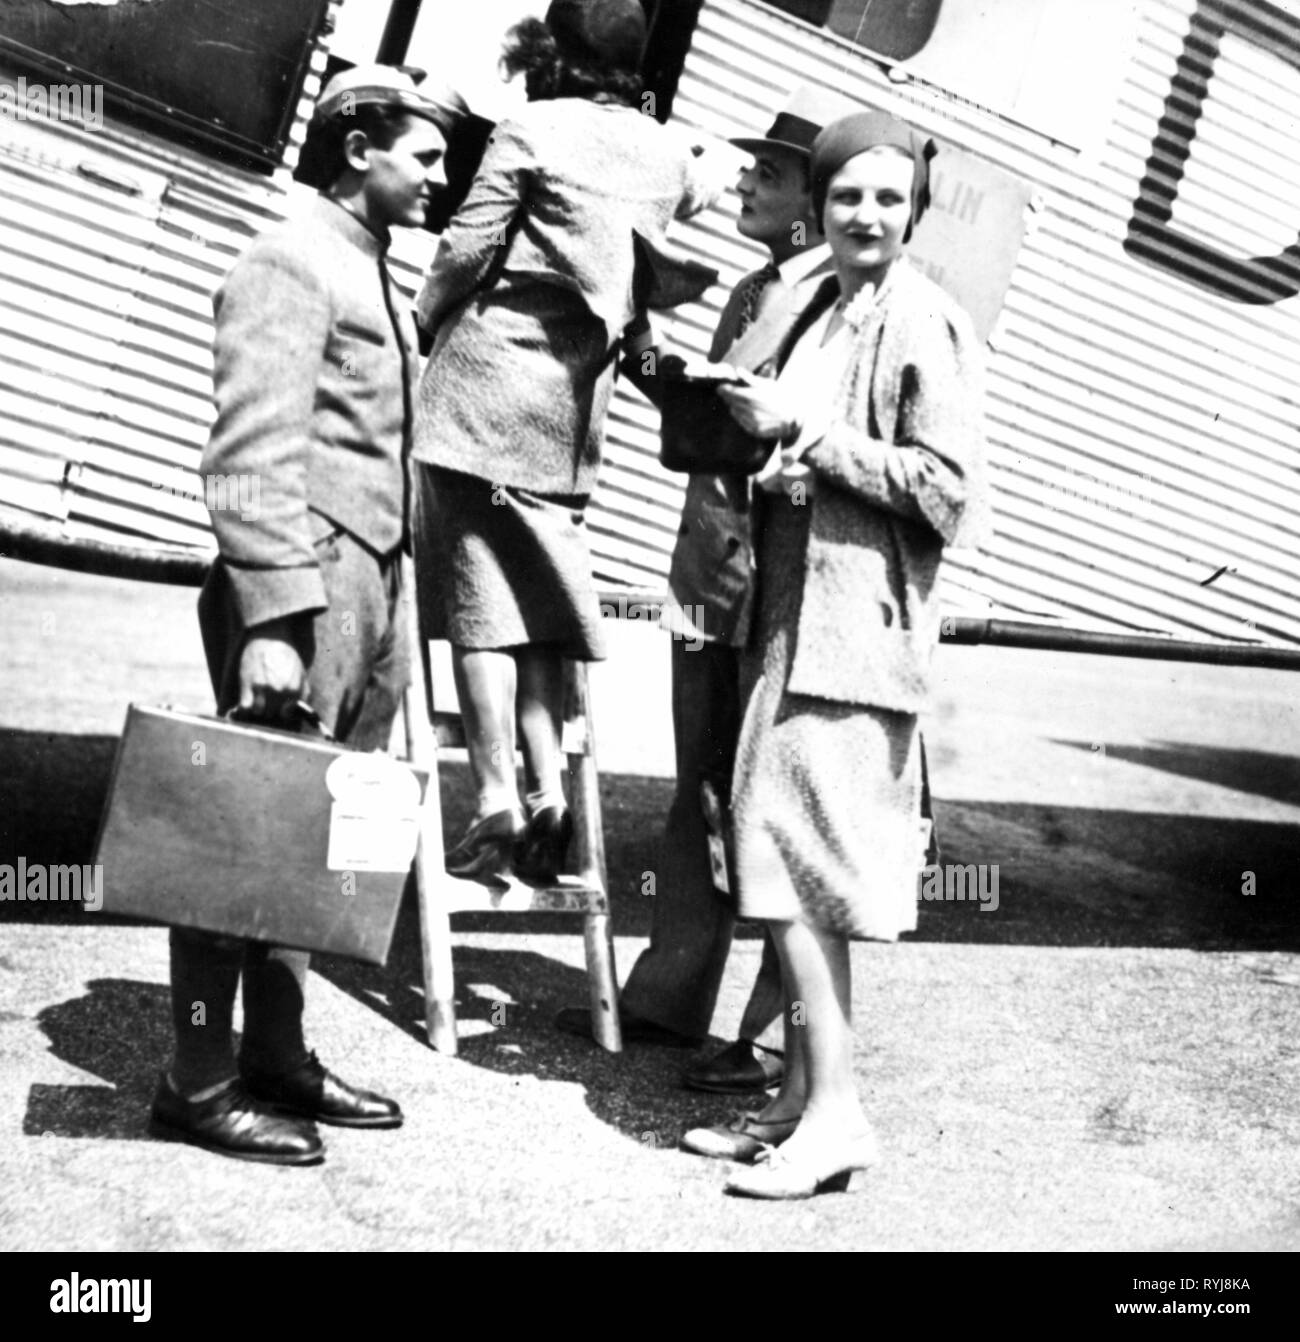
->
<box><xmin>92</xmin><ymin>705</ymin><xmax>430</xmax><ymax>965</ymax></box>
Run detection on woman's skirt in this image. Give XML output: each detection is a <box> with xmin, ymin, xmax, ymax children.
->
<box><xmin>731</xmin><ymin>493</ymin><xmax>921</xmax><ymax>940</ymax></box>
<box><xmin>413</xmin><ymin>463</ymin><xmax>606</xmax><ymax>662</ymax></box>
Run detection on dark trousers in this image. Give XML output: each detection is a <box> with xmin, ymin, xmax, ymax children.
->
<box><xmin>621</xmin><ymin>638</ymin><xmax>784</xmax><ymax>1044</ymax></box>
<box><xmin>168</xmin><ymin>531</ymin><xmax>409</xmax><ymax>1091</ymax></box>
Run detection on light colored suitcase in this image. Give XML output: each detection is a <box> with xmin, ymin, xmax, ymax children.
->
<box><xmin>93</xmin><ymin>705</ymin><xmax>429</xmax><ymax>965</ymax></box>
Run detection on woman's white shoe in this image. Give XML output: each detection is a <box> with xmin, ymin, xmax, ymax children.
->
<box><xmin>723</xmin><ymin>1130</ymin><xmax>881</xmax><ymax>1199</ymax></box>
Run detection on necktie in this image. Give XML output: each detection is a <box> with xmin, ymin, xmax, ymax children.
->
<box><xmin>734</xmin><ymin>261</ymin><xmax>781</xmax><ymax>337</ymax></box>
<box><xmin>375</xmin><ymin>248</ymin><xmax>414</xmax><ymax>550</ymax></box>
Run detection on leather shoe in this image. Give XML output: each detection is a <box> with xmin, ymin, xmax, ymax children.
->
<box><xmin>514</xmin><ymin>805</ymin><xmax>573</xmax><ymax>885</ymax></box>
<box><xmin>554</xmin><ymin>1005</ymin><xmax>696</xmax><ymax>1048</ymax></box>
<box><xmin>446</xmin><ymin>808</ymin><xmax>525</xmax><ymax>880</ymax></box>
<box><xmin>149</xmin><ymin>1073</ymin><xmax>323</xmax><ymax>1165</ymax></box>
<box><xmin>680</xmin><ymin>1111</ymin><xmax>798</xmax><ymax>1161</ymax></box>
<box><xmin>683</xmin><ymin>1039</ymin><xmax>784</xmax><ymax>1094</ymax></box>
<box><xmin>244</xmin><ymin>1051</ymin><xmax>403</xmax><ymax>1129</ymax></box>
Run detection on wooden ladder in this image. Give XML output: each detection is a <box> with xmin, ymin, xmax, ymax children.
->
<box><xmin>402</xmin><ymin>599</ymin><xmax>623</xmax><ymax>1055</ymax></box>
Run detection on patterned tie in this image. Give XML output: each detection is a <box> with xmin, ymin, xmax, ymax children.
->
<box><xmin>733</xmin><ymin>261</ymin><xmax>781</xmax><ymax>337</ymax></box>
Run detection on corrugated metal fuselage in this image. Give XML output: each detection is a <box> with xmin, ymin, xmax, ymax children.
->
<box><xmin>1</xmin><ymin>0</ymin><xmax>1298</xmax><ymax>657</ymax></box>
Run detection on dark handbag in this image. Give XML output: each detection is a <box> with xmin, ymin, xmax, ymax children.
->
<box><xmin>657</xmin><ymin>356</ymin><xmax>773</xmax><ymax>475</ymax></box>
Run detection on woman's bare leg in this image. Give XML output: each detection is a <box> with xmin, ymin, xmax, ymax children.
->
<box><xmin>754</xmin><ymin>939</ymin><xmax>807</xmax><ymax>1123</ymax></box>
<box><xmin>767</xmin><ymin>918</ymin><xmax>872</xmax><ymax>1153</ymax></box>
<box><xmin>451</xmin><ymin>646</ymin><xmax>519</xmax><ymax>817</ymax></box>
<box><xmin>515</xmin><ymin>643</ymin><xmax>566</xmax><ymax>811</ymax></box>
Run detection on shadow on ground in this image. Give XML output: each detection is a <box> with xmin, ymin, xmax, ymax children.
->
<box><xmin>0</xmin><ymin>730</ymin><xmax>121</xmax><ymax>924</ymax></box>
<box><xmin>21</xmin><ymin>948</ymin><xmax>719</xmax><ymax>1152</ymax></box>
<box><xmin>7</xmin><ymin>728</ymin><xmax>1299</xmax><ymax>1148</ymax></box>
<box><xmin>10</xmin><ymin>730</ymin><xmax>1298</xmax><ymax>1138</ymax></box>
<box><xmin>1053</xmin><ymin>738</ymin><xmax>1300</xmax><ymax>811</ymax></box>
<box><xmin>2</xmin><ymin>728</ymin><xmax>1296</xmax><ymax>952</ymax></box>
<box><xmin>316</xmin><ymin>921</ymin><xmax>726</xmax><ymax>1145</ymax></box>
<box><xmin>919</xmin><ymin>798</ymin><xmax>1298</xmax><ymax>950</ymax></box>
<box><xmin>25</xmin><ymin>978</ymin><xmax>169</xmax><ymax>1141</ymax></box>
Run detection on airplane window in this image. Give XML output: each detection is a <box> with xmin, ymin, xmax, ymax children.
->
<box><xmin>0</xmin><ymin>0</ymin><xmax>329</xmax><ymax>171</ymax></box>
<box><xmin>761</xmin><ymin>0</ymin><xmax>944</xmax><ymax>61</ymax></box>
<box><xmin>758</xmin><ymin>0</ymin><xmax>1134</xmax><ymax>150</ymax></box>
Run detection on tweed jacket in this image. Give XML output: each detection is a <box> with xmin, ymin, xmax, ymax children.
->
<box><xmin>665</xmin><ymin>247</ymin><xmax>838</xmax><ymax>647</ymax></box>
<box><xmin>411</xmin><ymin>98</ymin><xmax>718</xmax><ymax>495</ymax></box>
<box><xmin>784</xmin><ymin>259</ymin><xmax>988</xmax><ymax>714</ymax></box>
<box><xmin>202</xmin><ymin>196</ymin><xmax>419</xmax><ymax>629</ymax></box>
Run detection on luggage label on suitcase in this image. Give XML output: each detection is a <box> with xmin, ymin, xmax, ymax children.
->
<box><xmin>324</xmin><ymin>751</ymin><xmax>422</xmax><ymax>873</ymax></box>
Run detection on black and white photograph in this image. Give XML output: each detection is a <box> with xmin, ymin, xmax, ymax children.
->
<box><xmin>0</xmin><ymin>0</ymin><xmax>1295</xmax><ymax>1290</ymax></box>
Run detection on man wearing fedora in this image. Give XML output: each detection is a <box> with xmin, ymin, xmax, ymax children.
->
<box><xmin>558</xmin><ymin>87</ymin><xmax>858</xmax><ymax>1093</ymax></box>
<box><xmin>149</xmin><ymin>66</ymin><xmax>462</xmax><ymax>1165</ymax></box>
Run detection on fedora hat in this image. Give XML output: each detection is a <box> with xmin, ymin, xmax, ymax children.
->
<box><xmin>730</xmin><ymin>84</ymin><xmax>863</xmax><ymax>158</ymax></box>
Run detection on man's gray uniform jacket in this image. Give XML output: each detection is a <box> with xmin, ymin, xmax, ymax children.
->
<box><xmin>201</xmin><ymin>195</ymin><xmax>419</xmax><ymax>629</ymax></box>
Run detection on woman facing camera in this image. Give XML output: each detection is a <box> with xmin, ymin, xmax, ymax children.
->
<box><xmin>683</xmin><ymin>111</ymin><xmax>988</xmax><ymax>1198</ymax></box>
<box><xmin>411</xmin><ymin>1</ymin><xmax>720</xmax><ymax>882</ymax></box>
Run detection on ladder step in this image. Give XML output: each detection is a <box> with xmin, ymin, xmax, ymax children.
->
<box><xmin>441</xmin><ymin>872</ymin><xmax>609</xmax><ymax>914</ymax></box>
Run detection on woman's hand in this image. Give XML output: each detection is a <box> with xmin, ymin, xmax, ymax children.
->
<box><xmin>717</xmin><ymin>380</ymin><xmax>802</xmax><ymax>442</ymax></box>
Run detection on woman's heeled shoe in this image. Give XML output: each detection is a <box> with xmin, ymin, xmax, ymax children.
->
<box><xmin>723</xmin><ymin>1129</ymin><xmax>881</xmax><ymax>1200</ymax></box>
<box><xmin>445</xmin><ymin>808</ymin><xmax>526</xmax><ymax>880</ymax></box>
<box><xmin>680</xmin><ymin>1112</ymin><xmax>799</xmax><ymax>1162</ymax></box>
<box><xmin>513</xmin><ymin>805</ymin><xmax>573</xmax><ymax>885</ymax></box>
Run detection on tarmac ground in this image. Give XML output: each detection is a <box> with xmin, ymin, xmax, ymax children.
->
<box><xmin>1</xmin><ymin>556</ymin><xmax>1298</xmax><ymax>1254</ymax></box>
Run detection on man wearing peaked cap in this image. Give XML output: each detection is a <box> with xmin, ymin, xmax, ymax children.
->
<box><xmin>555</xmin><ymin>85</ymin><xmax>858</xmax><ymax>1091</ymax></box>
<box><xmin>149</xmin><ymin>66</ymin><xmax>456</xmax><ymax>1167</ymax></box>
<box><xmin>298</xmin><ymin>64</ymin><xmax>470</xmax><ymax>192</ymax></box>
<box><xmin>313</xmin><ymin>62</ymin><xmax>468</xmax><ymax>134</ymax></box>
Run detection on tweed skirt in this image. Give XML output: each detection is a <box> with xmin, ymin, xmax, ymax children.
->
<box><xmin>732</xmin><ymin>494</ymin><xmax>921</xmax><ymax>940</ymax></box>
<box><xmin>413</xmin><ymin>463</ymin><xmax>606</xmax><ymax>662</ymax></box>
<box><xmin>413</xmin><ymin>464</ymin><xmax>606</xmax><ymax>662</ymax></box>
